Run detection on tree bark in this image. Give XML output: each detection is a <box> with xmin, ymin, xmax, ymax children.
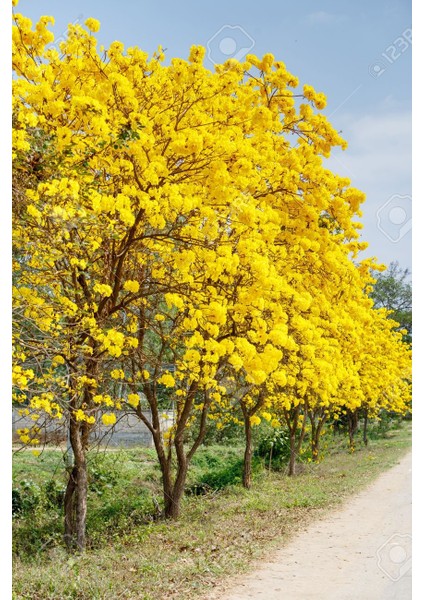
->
<box><xmin>310</xmin><ymin>410</ymin><xmax>326</xmax><ymax>462</ymax></box>
<box><xmin>296</xmin><ymin>411</ymin><xmax>307</xmax><ymax>456</ymax></box>
<box><xmin>150</xmin><ymin>424</ymin><xmax>174</xmax><ymax>518</ymax></box>
<box><xmin>240</xmin><ymin>389</ymin><xmax>264</xmax><ymax>489</ymax></box>
<box><xmin>242</xmin><ymin>411</ymin><xmax>253</xmax><ymax>489</ymax></box>
<box><xmin>164</xmin><ymin>465</ymin><xmax>187</xmax><ymax>519</ymax></box>
<box><xmin>310</xmin><ymin>414</ymin><xmax>318</xmax><ymax>461</ymax></box>
<box><xmin>64</xmin><ymin>418</ymin><xmax>89</xmax><ymax>552</ymax></box>
<box><xmin>283</xmin><ymin>405</ymin><xmax>306</xmax><ymax>476</ymax></box>
<box><xmin>64</xmin><ymin>466</ymin><xmax>76</xmax><ymax>547</ymax></box>
<box><xmin>348</xmin><ymin>410</ymin><xmax>359</xmax><ymax>451</ymax></box>
<box><xmin>311</xmin><ymin>434</ymin><xmax>319</xmax><ymax>462</ymax></box>
<box><xmin>363</xmin><ymin>410</ymin><xmax>368</xmax><ymax>446</ymax></box>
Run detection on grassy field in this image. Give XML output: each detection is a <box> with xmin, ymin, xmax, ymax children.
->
<box><xmin>12</xmin><ymin>420</ymin><xmax>411</xmax><ymax>600</ymax></box>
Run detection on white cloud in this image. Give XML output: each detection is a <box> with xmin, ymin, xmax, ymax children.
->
<box><xmin>329</xmin><ymin>111</ymin><xmax>411</xmax><ymax>190</ymax></box>
<box><xmin>326</xmin><ymin>109</ymin><xmax>412</xmax><ymax>268</ymax></box>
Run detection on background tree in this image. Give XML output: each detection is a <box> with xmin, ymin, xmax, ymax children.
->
<box><xmin>370</xmin><ymin>261</ymin><xmax>412</xmax><ymax>343</ymax></box>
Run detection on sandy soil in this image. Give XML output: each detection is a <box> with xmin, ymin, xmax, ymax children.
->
<box><xmin>209</xmin><ymin>452</ymin><xmax>412</xmax><ymax>600</ymax></box>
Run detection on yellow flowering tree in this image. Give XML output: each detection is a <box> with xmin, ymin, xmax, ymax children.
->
<box><xmin>12</xmin><ymin>3</ymin><xmax>412</xmax><ymax>547</ymax></box>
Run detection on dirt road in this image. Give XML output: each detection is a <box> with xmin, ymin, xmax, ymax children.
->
<box><xmin>212</xmin><ymin>452</ymin><xmax>412</xmax><ymax>600</ymax></box>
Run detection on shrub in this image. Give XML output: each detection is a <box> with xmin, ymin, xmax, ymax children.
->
<box><xmin>43</xmin><ymin>480</ymin><xmax>66</xmax><ymax>508</ymax></box>
<box><xmin>368</xmin><ymin>411</ymin><xmax>404</xmax><ymax>440</ymax></box>
<box><xmin>12</xmin><ymin>480</ymin><xmax>41</xmax><ymax>516</ymax></box>
<box><xmin>255</xmin><ymin>428</ymin><xmax>291</xmax><ymax>469</ymax></box>
<box><xmin>193</xmin><ymin>456</ymin><xmax>263</xmax><ymax>491</ymax></box>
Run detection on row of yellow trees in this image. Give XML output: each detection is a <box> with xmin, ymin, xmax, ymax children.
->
<box><xmin>12</xmin><ymin>8</ymin><xmax>411</xmax><ymax>551</ymax></box>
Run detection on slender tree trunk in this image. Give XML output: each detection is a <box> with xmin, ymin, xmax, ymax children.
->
<box><xmin>242</xmin><ymin>411</ymin><xmax>253</xmax><ymax>489</ymax></box>
<box><xmin>240</xmin><ymin>389</ymin><xmax>265</xmax><ymax>489</ymax></box>
<box><xmin>283</xmin><ymin>408</ymin><xmax>297</xmax><ymax>476</ymax></box>
<box><xmin>151</xmin><ymin>427</ymin><xmax>173</xmax><ymax>518</ymax></box>
<box><xmin>363</xmin><ymin>410</ymin><xmax>368</xmax><ymax>446</ymax></box>
<box><xmin>333</xmin><ymin>419</ymin><xmax>338</xmax><ymax>435</ymax></box>
<box><xmin>310</xmin><ymin>412</ymin><xmax>326</xmax><ymax>462</ymax></box>
<box><xmin>63</xmin><ymin>356</ymin><xmax>97</xmax><ymax>552</ymax></box>
<box><xmin>166</xmin><ymin>423</ymin><xmax>188</xmax><ymax>519</ymax></box>
<box><xmin>310</xmin><ymin>414</ymin><xmax>318</xmax><ymax>461</ymax></box>
<box><xmin>164</xmin><ymin>465</ymin><xmax>188</xmax><ymax>519</ymax></box>
<box><xmin>64</xmin><ymin>418</ymin><xmax>89</xmax><ymax>552</ymax></box>
<box><xmin>75</xmin><ymin>451</ymin><xmax>88</xmax><ymax>550</ymax></box>
<box><xmin>64</xmin><ymin>466</ymin><xmax>76</xmax><ymax>547</ymax></box>
<box><xmin>348</xmin><ymin>410</ymin><xmax>358</xmax><ymax>451</ymax></box>
<box><xmin>283</xmin><ymin>405</ymin><xmax>306</xmax><ymax>477</ymax></box>
<box><xmin>296</xmin><ymin>411</ymin><xmax>307</xmax><ymax>455</ymax></box>
<box><xmin>311</xmin><ymin>433</ymin><xmax>319</xmax><ymax>462</ymax></box>
<box><xmin>149</xmin><ymin>386</ymin><xmax>211</xmax><ymax>520</ymax></box>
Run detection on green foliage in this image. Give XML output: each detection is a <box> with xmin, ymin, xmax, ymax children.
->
<box><xmin>192</xmin><ymin>458</ymin><xmax>256</xmax><ymax>491</ymax></box>
<box><xmin>12</xmin><ymin>480</ymin><xmax>41</xmax><ymax>516</ymax></box>
<box><xmin>188</xmin><ymin>446</ymin><xmax>250</xmax><ymax>491</ymax></box>
<box><xmin>88</xmin><ymin>456</ymin><xmax>119</xmax><ymax>497</ymax></box>
<box><xmin>367</xmin><ymin>411</ymin><xmax>404</xmax><ymax>440</ymax></box>
<box><xmin>12</xmin><ymin>478</ymin><xmax>66</xmax><ymax>517</ymax></box>
<box><xmin>200</xmin><ymin>419</ymin><xmax>246</xmax><ymax>446</ymax></box>
<box><xmin>43</xmin><ymin>480</ymin><xmax>66</xmax><ymax>509</ymax></box>
<box><xmin>370</xmin><ymin>261</ymin><xmax>412</xmax><ymax>343</ymax></box>
<box><xmin>255</xmin><ymin>428</ymin><xmax>291</xmax><ymax>465</ymax></box>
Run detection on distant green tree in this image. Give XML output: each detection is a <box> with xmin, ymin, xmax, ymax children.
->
<box><xmin>370</xmin><ymin>262</ymin><xmax>412</xmax><ymax>344</ymax></box>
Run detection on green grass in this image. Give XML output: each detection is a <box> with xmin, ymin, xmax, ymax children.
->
<box><xmin>12</xmin><ymin>421</ymin><xmax>411</xmax><ymax>600</ymax></box>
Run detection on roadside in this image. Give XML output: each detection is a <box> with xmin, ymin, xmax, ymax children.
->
<box><xmin>210</xmin><ymin>452</ymin><xmax>412</xmax><ymax>600</ymax></box>
<box><xmin>13</xmin><ymin>422</ymin><xmax>411</xmax><ymax>599</ymax></box>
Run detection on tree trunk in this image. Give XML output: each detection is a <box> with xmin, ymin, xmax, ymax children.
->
<box><xmin>64</xmin><ymin>466</ymin><xmax>76</xmax><ymax>548</ymax></box>
<box><xmin>150</xmin><ymin>387</ymin><xmax>210</xmax><ymax>520</ymax></box>
<box><xmin>151</xmin><ymin>427</ymin><xmax>174</xmax><ymax>518</ymax></box>
<box><xmin>363</xmin><ymin>410</ymin><xmax>368</xmax><ymax>446</ymax></box>
<box><xmin>75</xmin><ymin>453</ymin><xmax>88</xmax><ymax>550</ymax></box>
<box><xmin>296</xmin><ymin>412</ymin><xmax>307</xmax><ymax>456</ymax></box>
<box><xmin>283</xmin><ymin>405</ymin><xmax>306</xmax><ymax>477</ymax></box>
<box><xmin>64</xmin><ymin>418</ymin><xmax>88</xmax><ymax>552</ymax></box>
<box><xmin>310</xmin><ymin>415</ymin><xmax>319</xmax><ymax>462</ymax></box>
<box><xmin>311</xmin><ymin>434</ymin><xmax>320</xmax><ymax>462</ymax></box>
<box><xmin>310</xmin><ymin>412</ymin><xmax>326</xmax><ymax>462</ymax></box>
<box><xmin>242</xmin><ymin>413</ymin><xmax>253</xmax><ymax>489</ymax></box>
<box><xmin>288</xmin><ymin>429</ymin><xmax>297</xmax><ymax>476</ymax></box>
<box><xmin>164</xmin><ymin>465</ymin><xmax>188</xmax><ymax>519</ymax></box>
<box><xmin>348</xmin><ymin>410</ymin><xmax>358</xmax><ymax>451</ymax></box>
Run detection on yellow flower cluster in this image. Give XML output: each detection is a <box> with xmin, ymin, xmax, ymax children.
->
<box><xmin>102</xmin><ymin>413</ymin><xmax>116</xmax><ymax>426</ymax></box>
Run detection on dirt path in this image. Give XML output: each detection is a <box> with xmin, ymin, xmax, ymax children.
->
<box><xmin>211</xmin><ymin>452</ymin><xmax>412</xmax><ymax>600</ymax></box>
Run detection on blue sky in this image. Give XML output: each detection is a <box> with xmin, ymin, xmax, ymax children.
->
<box><xmin>16</xmin><ymin>0</ymin><xmax>412</xmax><ymax>271</ymax></box>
